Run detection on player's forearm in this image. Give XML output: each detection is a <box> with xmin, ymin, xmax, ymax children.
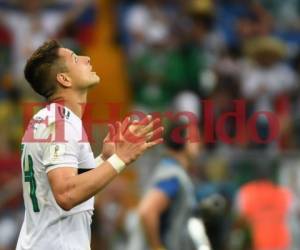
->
<box><xmin>57</xmin><ymin>161</ymin><xmax>119</xmax><ymax>210</ymax></box>
<box><xmin>139</xmin><ymin>209</ymin><xmax>163</xmax><ymax>249</ymax></box>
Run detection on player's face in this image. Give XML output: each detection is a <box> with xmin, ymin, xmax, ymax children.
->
<box><xmin>58</xmin><ymin>48</ymin><xmax>100</xmax><ymax>89</ymax></box>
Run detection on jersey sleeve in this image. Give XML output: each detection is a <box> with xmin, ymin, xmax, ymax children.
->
<box><xmin>41</xmin><ymin>120</ymin><xmax>80</xmax><ymax>173</ymax></box>
<box><xmin>154</xmin><ymin>177</ymin><xmax>180</xmax><ymax>200</ymax></box>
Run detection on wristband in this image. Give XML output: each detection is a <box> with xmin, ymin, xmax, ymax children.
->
<box><xmin>107</xmin><ymin>154</ymin><xmax>126</xmax><ymax>173</ymax></box>
<box><xmin>95</xmin><ymin>154</ymin><xmax>104</xmax><ymax>166</ymax></box>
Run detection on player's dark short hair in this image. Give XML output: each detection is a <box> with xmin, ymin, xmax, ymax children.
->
<box><xmin>24</xmin><ymin>40</ymin><xmax>67</xmax><ymax>99</ymax></box>
<box><xmin>164</xmin><ymin>121</ymin><xmax>187</xmax><ymax>151</ymax></box>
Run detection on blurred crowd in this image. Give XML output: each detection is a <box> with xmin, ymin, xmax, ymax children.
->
<box><xmin>1</xmin><ymin>0</ymin><xmax>300</xmax><ymax>249</ymax></box>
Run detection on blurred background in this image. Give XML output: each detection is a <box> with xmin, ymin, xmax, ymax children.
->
<box><xmin>1</xmin><ymin>0</ymin><xmax>300</xmax><ymax>249</ymax></box>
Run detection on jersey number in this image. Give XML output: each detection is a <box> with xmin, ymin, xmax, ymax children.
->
<box><xmin>22</xmin><ymin>148</ymin><xmax>40</xmax><ymax>212</ymax></box>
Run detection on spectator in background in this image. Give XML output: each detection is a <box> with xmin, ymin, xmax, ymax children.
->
<box><xmin>217</xmin><ymin>0</ymin><xmax>273</xmax><ymax>47</ymax></box>
<box><xmin>127</xmin><ymin>0</ymin><xmax>222</xmax><ymax>110</ymax></box>
<box><xmin>242</xmin><ymin>36</ymin><xmax>296</xmax><ymax>112</ymax></box>
<box><xmin>137</xmin><ymin>122</ymin><xmax>203</xmax><ymax>250</ymax></box>
<box><xmin>125</xmin><ymin>0</ymin><xmax>181</xmax><ymax>111</ymax></box>
<box><xmin>235</xmin><ymin>163</ymin><xmax>293</xmax><ymax>250</ymax></box>
<box><xmin>187</xmin><ymin>0</ymin><xmax>225</xmax><ymax>65</ymax></box>
<box><xmin>175</xmin><ymin>0</ymin><xmax>218</xmax><ymax>97</ymax></box>
<box><xmin>240</xmin><ymin>37</ymin><xmax>296</xmax><ymax>149</ymax></box>
<box><xmin>124</xmin><ymin>0</ymin><xmax>172</xmax><ymax>59</ymax></box>
<box><xmin>258</xmin><ymin>0</ymin><xmax>300</xmax><ymax>31</ymax></box>
<box><xmin>127</xmin><ymin>28</ymin><xmax>175</xmax><ymax>111</ymax></box>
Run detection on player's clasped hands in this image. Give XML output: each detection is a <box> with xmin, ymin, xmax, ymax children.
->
<box><xmin>102</xmin><ymin>115</ymin><xmax>164</xmax><ymax>165</ymax></box>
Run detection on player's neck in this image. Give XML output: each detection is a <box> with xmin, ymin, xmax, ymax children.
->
<box><xmin>49</xmin><ymin>90</ymin><xmax>88</xmax><ymax>119</ymax></box>
<box><xmin>168</xmin><ymin>151</ymin><xmax>189</xmax><ymax>170</ymax></box>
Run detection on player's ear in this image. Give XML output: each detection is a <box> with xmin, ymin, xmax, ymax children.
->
<box><xmin>56</xmin><ymin>73</ymin><xmax>72</xmax><ymax>88</ymax></box>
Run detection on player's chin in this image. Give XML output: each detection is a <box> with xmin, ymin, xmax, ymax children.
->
<box><xmin>89</xmin><ymin>74</ymin><xmax>100</xmax><ymax>86</ymax></box>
